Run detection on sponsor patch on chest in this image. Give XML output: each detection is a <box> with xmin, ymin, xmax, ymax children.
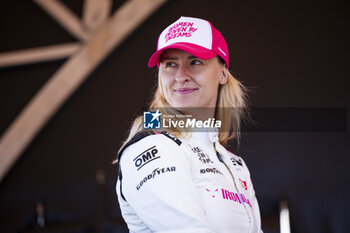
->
<box><xmin>204</xmin><ymin>187</ymin><xmax>252</xmax><ymax>208</ymax></box>
<box><xmin>190</xmin><ymin>146</ymin><xmax>214</xmax><ymax>164</ymax></box>
<box><xmin>229</xmin><ymin>157</ymin><xmax>243</xmax><ymax>167</ymax></box>
<box><xmin>200</xmin><ymin>167</ymin><xmax>223</xmax><ymax>175</ymax></box>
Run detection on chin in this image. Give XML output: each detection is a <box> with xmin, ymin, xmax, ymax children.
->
<box><xmin>173</xmin><ymin>98</ymin><xmax>197</xmax><ymax>107</ymax></box>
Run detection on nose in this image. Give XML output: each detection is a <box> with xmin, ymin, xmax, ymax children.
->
<box><xmin>174</xmin><ymin>64</ymin><xmax>190</xmax><ymax>83</ymax></box>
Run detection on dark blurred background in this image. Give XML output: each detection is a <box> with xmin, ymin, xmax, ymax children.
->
<box><xmin>0</xmin><ymin>0</ymin><xmax>349</xmax><ymax>232</ymax></box>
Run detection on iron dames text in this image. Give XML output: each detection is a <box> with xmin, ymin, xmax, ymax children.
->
<box><xmin>221</xmin><ymin>188</ymin><xmax>252</xmax><ymax>207</ymax></box>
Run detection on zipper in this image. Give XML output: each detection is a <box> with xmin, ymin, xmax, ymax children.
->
<box><xmin>214</xmin><ymin>143</ymin><xmax>252</xmax><ymax>232</ymax></box>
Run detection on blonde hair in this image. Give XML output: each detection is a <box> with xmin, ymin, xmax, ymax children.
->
<box><xmin>117</xmin><ymin>65</ymin><xmax>248</xmax><ymax>158</ymax></box>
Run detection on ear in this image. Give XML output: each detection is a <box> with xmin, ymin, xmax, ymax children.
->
<box><xmin>219</xmin><ymin>66</ymin><xmax>229</xmax><ymax>85</ymax></box>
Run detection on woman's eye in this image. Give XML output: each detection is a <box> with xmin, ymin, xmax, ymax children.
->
<box><xmin>191</xmin><ymin>60</ymin><xmax>202</xmax><ymax>65</ymax></box>
<box><xmin>165</xmin><ymin>62</ymin><xmax>176</xmax><ymax>67</ymax></box>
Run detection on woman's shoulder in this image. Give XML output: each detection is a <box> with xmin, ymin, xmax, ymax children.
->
<box><xmin>118</xmin><ymin>131</ymin><xmax>182</xmax><ymax>162</ymax></box>
<box><xmin>118</xmin><ymin>131</ymin><xmax>190</xmax><ymax>174</ymax></box>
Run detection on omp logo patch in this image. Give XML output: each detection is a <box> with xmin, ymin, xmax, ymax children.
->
<box><xmin>133</xmin><ymin>146</ymin><xmax>160</xmax><ymax>171</ymax></box>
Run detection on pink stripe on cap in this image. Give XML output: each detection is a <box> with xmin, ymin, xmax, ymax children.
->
<box><xmin>148</xmin><ymin>16</ymin><xmax>229</xmax><ymax>68</ymax></box>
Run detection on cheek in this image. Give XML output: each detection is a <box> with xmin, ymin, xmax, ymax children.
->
<box><xmin>201</xmin><ymin>73</ymin><xmax>221</xmax><ymax>102</ymax></box>
<box><xmin>159</xmin><ymin>74</ymin><xmax>173</xmax><ymax>97</ymax></box>
<box><xmin>200</xmin><ymin>71</ymin><xmax>221</xmax><ymax>91</ymax></box>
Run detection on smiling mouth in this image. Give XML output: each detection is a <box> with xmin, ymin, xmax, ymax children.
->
<box><xmin>174</xmin><ymin>88</ymin><xmax>198</xmax><ymax>95</ymax></box>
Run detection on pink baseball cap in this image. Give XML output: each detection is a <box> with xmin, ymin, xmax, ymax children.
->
<box><xmin>148</xmin><ymin>16</ymin><xmax>229</xmax><ymax>68</ymax></box>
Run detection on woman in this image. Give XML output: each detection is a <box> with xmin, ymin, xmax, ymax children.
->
<box><xmin>116</xmin><ymin>16</ymin><xmax>263</xmax><ymax>233</ymax></box>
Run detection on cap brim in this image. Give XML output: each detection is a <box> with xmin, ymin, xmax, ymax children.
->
<box><xmin>148</xmin><ymin>43</ymin><xmax>217</xmax><ymax>68</ymax></box>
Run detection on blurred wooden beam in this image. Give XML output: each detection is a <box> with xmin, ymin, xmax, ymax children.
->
<box><xmin>0</xmin><ymin>0</ymin><xmax>167</xmax><ymax>182</ymax></box>
<box><xmin>34</xmin><ymin>0</ymin><xmax>89</xmax><ymax>40</ymax></box>
<box><xmin>0</xmin><ymin>43</ymin><xmax>80</xmax><ymax>68</ymax></box>
<box><xmin>83</xmin><ymin>0</ymin><xmax>112</xmax><ymax>33</ymax></box>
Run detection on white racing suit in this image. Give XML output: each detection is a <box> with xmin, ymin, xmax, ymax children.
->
<box><xmin>116</xmin><ymin>131</ymin><xmax>263</xmax><ymax>233</ymax></box>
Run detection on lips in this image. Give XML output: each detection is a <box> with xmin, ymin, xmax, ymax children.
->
<box><xmin>174</xmin><ymin>87</ymin><xmax>198</xmax><ymax>95</ymax></box>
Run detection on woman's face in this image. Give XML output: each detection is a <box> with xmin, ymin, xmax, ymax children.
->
<box><xmin>159</xmin><ymin>49</ymin><xmax>228</xmax><ymax>110</ymax></box>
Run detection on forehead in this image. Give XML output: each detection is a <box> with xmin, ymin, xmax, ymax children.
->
<box><xmin>160</xmin><ymin>49</ymin><xmax>196</xmax><ymax>60</ymax></box>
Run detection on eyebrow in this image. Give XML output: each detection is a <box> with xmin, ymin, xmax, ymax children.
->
<box><xmin>161</xmin><ymin>55</ymin><xmax>198</xmax><ymax>61</ymax></box>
